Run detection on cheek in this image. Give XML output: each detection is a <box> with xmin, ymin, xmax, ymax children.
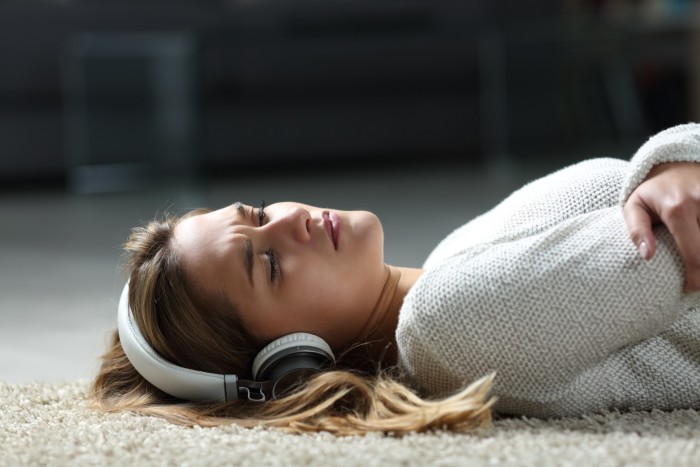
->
<box><xmin>279</xmin><ymin>256</ymin><xmax>386</xmax><ymax>347</ymax></box>
<box><xmin>284</xmin><ymin>263</ymin><xmax>355</xmax><ymax>318</ymax></box>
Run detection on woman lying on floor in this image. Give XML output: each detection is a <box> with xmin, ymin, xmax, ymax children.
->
<box><xmin>93</xmin><ymin>124</ymin><xmax>700</xmax><ymax>435</ymax></box>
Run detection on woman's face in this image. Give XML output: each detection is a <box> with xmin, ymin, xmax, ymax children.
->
<box><xmin>173</xmin><ymin>202</ymin><xmax>387</xmax><ymax>350</ymax></box>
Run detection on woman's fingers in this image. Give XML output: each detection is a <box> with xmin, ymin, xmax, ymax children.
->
<box><xmin>658</xmin><ymin>199</ymin><xmax>700</xmax><ymax>292</ymax></box>
<box><xmin>624</xmin><ymin>162</ymin><xmax>700</xmax><ymax>293</ymax></box>
<box><xmin>623</xmin><ymin>194</ymin><xmax>657</xmax><ymax>260</ymax></box>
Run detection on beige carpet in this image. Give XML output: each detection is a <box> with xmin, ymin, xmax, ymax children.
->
<box><xmin>2</xmin><ymin>381</ymin><xmax>700</xmax><ymax>466</ymax></box>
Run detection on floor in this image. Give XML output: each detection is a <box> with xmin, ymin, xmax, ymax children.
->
<box><xmin>0</xmin><ymin>160</ymin><xmax>553</xmax><ymax>384</ymax></box>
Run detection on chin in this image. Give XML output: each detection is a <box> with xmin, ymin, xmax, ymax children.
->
<box><xmin>352</xmin><ymin>210</ymin><xmax>382</xmax><ymax>235</ymax></box>
<box><xmin>351</xmin><ymin>210</ymin><xmax>384</xmax><ymax>258</ymax></box>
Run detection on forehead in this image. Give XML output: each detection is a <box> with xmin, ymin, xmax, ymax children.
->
<box><xmin>175</xmin><ymin>204</ymin><xmax>240</xmax><ymax>244</ymax></box>
<box><xmin>175</xmin><ymin>212</ymin><xmax>251</xmax><ymax>305</ymax></box>
<box><xmin>175</xmin><ymin>211</ymin><xmax>220</xmax><ymax>255</ymax></box>
<box><xmin>173</xmin><ymin>208</ymin><xmax>245</xmax><ymax>272</ymax></box>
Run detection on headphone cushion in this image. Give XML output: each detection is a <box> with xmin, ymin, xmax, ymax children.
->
<box><xmin>252</xmin><ymin>332</ymin><xmax>334</xmax><ymax>380</ymax></box>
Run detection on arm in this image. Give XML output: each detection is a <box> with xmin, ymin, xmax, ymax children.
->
<box><xmin>400</xmin><ymin>205</ymin><xmax>697</xmax><ymax>397</ymax></box>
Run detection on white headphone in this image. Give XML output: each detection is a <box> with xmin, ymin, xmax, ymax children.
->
<box><xmin>117</xmin><ymin>283</ymin><xmax>335</xmax><ymax>402</ymax></box>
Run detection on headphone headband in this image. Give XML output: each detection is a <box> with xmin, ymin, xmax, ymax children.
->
<box><xmin>116</xmin><ymin>282</ymin><xmax>334</xmax><ymax>402</ymax></box>
<box><xmin>118</xmin><ymin>283</ymin><xmax>244</xmax><ymax>401</ymax></box>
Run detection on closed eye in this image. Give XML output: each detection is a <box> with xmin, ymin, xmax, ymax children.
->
<box><xmin>265</xmin><ymin>248</ymin><xmax>280</xmax><ymax>282</ymax></box>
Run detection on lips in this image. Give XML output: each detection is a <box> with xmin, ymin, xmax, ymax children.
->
<box><xmin>322</xmin><ymin>211</ymin><xmax>340</xmax><ymax>250</ymax></box>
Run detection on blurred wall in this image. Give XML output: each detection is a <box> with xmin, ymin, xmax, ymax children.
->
<box><xmin>0</xmin><ymin>0</ymin><xmax>695</xmax><ymax>186</ymax></box>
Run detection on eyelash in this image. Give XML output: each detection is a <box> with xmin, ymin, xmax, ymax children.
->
<box><xmin>257</xmin><ymin>201</ymin><xmax>279</xmax><ymax>282</ymax></box>
<box><xmin>266</xmin><ymin>248</ymin><xmax>280</xmax><ymax>282</ymax></box>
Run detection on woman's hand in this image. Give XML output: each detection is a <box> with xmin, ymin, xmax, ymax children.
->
<box><xmin>623</xmin><ymin>162</ymin><xmax>700</xmax><ymax>292</ymax></box>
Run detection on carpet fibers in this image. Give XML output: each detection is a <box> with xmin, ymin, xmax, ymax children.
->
<box><xmin>2</xmin><ymin>381</ymin><xmax>700</xmax><ymax>466</ymax></box>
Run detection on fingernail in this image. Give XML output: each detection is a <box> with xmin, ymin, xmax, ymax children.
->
<box><xmin>639</xmin><ymin>241</ymin><xmax>650</xmax><ymax>260</ymax></box>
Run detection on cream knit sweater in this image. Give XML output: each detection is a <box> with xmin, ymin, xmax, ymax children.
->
<box><xmin>396</xmin><ymin>124</ymin><xmax>700</xmax><ymax>418</ymax></box>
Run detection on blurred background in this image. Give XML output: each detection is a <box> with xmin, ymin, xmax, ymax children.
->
<box><xmin>0</xmin><ymin>0</ymin><xmax>697</xmax><ymax>383</ymax></box>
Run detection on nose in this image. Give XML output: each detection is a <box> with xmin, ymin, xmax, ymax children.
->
<box><xmin>264</xmin><ymin>206</ymin><xmax>311</xmax><ymax>244</ymax></box>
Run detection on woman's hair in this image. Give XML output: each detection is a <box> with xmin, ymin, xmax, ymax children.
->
<box><xmin>91</xmin><ymin>210</ymin><xmax>495</xmax><ymax>436</ymax></box>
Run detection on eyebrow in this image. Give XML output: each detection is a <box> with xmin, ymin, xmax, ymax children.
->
<box><xmin>243</xmin><ymin>238</ymin><xmax>254</xmax><ymax>287</ymax></box>
<box><xmin>234</xmin><ymin>201</ymin><xmax>245</xmax><ymax>217</ymax></box>
<box><xmin>233</xmin><ymin>202</ymin><xmax>255</xmax><ymax>287</ymax></box>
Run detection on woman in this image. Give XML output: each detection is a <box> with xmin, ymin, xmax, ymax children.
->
<box><xmin>93</xmin><ymin>124</ymin><xmax>700</xmax><ymax>435</ymax></box>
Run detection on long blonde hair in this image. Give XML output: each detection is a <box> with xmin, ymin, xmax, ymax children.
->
<box><xmin>91</xmin><ymin>211</ymin><xmax>495</xmax><ymax>436</ymax></box>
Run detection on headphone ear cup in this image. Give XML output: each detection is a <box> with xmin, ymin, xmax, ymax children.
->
<box><xmin>252</xmin><ymin>333</ymin><xmax>335</xmax><ymax>390</ymax></box>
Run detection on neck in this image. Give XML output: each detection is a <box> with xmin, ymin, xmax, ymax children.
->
<box><xmin>355</xmin><ymin>264</ymin><xmax>423</xmax><ymax>366</ymax></box>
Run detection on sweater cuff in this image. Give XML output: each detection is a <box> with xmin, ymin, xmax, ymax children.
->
<box><xmin>619</xmin><ymin>123</ymin><xmax>700</xmax><ymax>204</ymax></box>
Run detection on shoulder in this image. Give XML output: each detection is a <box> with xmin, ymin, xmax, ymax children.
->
<box><xmin>395</xmin><ymin>259</ymin><xmax>476</xmax><ymax>396</ymax></box>
<box><xmin>423</xmin><ymin>157</ymin><xmax>627</xmax><ymax>269</ymax></box>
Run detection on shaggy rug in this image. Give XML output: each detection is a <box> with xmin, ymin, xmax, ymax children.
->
<box><xmin>2</xmin><ymin>381</ymin><xmax>700</xmax><ymax>466</ymax></box>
